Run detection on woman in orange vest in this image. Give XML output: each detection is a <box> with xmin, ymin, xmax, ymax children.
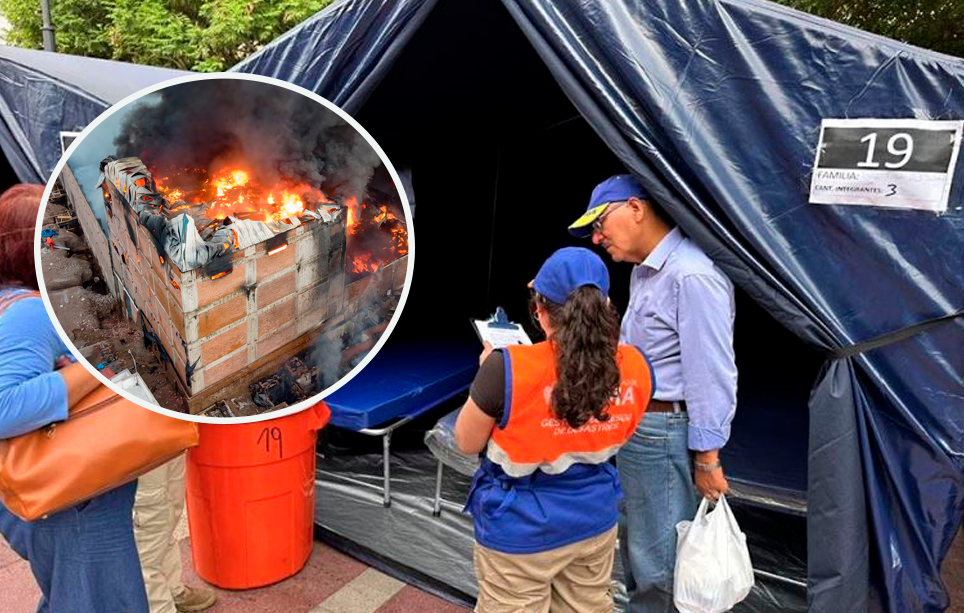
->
<box><xmin>456</xmin><ymin>247</ymin><xmax>654</xmax><ymax>613</ymax></box>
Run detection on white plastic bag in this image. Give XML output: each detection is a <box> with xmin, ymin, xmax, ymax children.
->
<box><xmin>674</xmin><ymin>495</ymin><xmax>755</xmax><ymax>613</ymax></box>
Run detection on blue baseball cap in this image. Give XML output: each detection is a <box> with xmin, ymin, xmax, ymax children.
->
<box><xmin>533</xmin><ymin>247</ymin><xmax>610</xmax><ymax>305</ymax></box>
<box><xmin>568</xmin><ymin>174</ymin><xmax>649</xmax><ymax>238</ymax></box>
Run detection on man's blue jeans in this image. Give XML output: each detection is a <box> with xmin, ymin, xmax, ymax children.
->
<box><xmin>616</xmin><ymin>411</ymin><xmax>699</xmax><ymax>613</ymax></box>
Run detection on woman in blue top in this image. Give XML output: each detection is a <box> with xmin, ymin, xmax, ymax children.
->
<box><xmin>0</xmin><ymin>185</ymin><xmax>149</xmax><ymax>613</ymax></box>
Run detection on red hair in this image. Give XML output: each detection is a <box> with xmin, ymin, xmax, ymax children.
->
<box><xmin>0</xmin><ymin>184</ymin><xmax>45</xmax><ymax>290</ymax></box>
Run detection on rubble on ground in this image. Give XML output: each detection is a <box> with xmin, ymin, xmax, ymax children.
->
<box><xmin>41</xmin><ymin>248</ymin><xmax>92</xmax><ymax>291</ymax></box>
<box><xmin>52</xmin><ymin>227</ymin><xmax>85</xmax><ymax>251</ymax></box>
<box><xmin>42</xmin><ymin>202</ymin><xmax>69</xmax><ymax>226</ymax></box>
<box><xmin>47</xmin><ymin>286</ymin><xmax>113</xmax><ymax>340</ymax></box>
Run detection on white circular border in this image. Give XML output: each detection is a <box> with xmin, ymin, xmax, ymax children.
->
<box><xmin>34</xmin><ymin>72</ymin><xmax>415</xmax><ymax>424</ymax></box>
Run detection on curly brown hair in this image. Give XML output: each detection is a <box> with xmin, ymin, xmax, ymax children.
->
<box><xmin>0</xmin><ymin>184</ymin><xmax>44</xmax><ymax>290</ymax></box>
<box><xmin>535</xmin><ymin>286</ymin><xmax>621</xmax><ymax>429</ymax></box>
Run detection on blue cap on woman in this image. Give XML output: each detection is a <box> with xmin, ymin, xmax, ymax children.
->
<box><xmin>532</xmin><ymin>247</ymin><xmax>610</xmax><ymax>305</ymax></box>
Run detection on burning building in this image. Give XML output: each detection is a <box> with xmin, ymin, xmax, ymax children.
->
<box><xmin>96</xmin><ymin>155</ymin><xmax>408</xmax><ymax>413</ymax></box>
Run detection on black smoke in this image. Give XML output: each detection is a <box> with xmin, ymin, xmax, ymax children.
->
<box><xmin>113</xmin><ymin>79</ymin><xmax>381</xmax><ymax>201</ymax></box>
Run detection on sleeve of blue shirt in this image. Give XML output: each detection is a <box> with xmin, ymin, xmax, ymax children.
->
<box><xmin>677</xmin><ymin>273</ymin><xmax>738</xmax><ymax>451</ymax></box>
<box><xmin>0</xmin><ymin>297</ymin><xmax>70</xmax><ymax>438</ymax></box>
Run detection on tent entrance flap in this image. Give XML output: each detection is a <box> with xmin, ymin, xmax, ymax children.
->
<box><xmin>351</xmin><ymin>0</ymin><xmax>817</xmax><ymax>502</ymax></box>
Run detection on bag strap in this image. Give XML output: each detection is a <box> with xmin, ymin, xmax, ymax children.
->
<box><xmin>694</xmin><ymin>496</ymin><xmax>710</xmax><ymax>525</ymax></box>
<box><xmin>0</xmin><ymin>290</ymin><xmax>42</xmax><ymax>319</ymax></box>
<box><xmin>717</xmin><ymin>495</ymin><xmax>743</xmax><ymax>535</ymax></box>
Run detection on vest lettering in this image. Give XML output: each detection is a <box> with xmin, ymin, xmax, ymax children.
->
<box><xmin>488</xmin><ymin>343</ymin><xmax>653</xmax><ymax>475</ymax></box>
<box><xmin>622</xmin><ymin>386</ymin><xmax>635</xmax><ymax>405</ymax></box>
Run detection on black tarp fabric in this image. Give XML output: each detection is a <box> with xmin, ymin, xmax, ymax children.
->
<box><xmin>234</xmin><ymin>1</ymin><xmax>964</xmax><ymax>612</ymax></box>
<box><xmin>0</xmin><ymin>45</ymin><xmax>186</xmax><ymax>184</ymax></box>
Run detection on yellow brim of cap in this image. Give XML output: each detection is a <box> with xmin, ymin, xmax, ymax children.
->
<box><xmin>568</xmin><ymin>203</ymin><xmax>609</xmax><ymax>232</ymax></box>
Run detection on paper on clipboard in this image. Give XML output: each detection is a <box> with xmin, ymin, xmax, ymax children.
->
<box><xmin>471</xmin><ymin>307</ymin><xmax>532</xmax><ymax>349</ymax></box>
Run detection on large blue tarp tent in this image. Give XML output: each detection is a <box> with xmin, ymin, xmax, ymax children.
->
<box><xmin>0</xmin><ymin>45</ymin><xmax>186</xmax><ymax>186</ymax></box>
<box><xmin>1</xmin><ymin>0</ymin><xmax>962</xmax><ymax>610</ymax></box>
<box><xmin>235</xmin><ymin>1</ymin><xmax>964</xmax><ymax>611</ymax></box>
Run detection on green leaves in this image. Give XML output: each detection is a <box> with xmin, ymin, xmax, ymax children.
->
<box><xmin>6</xmin><ymin>0</ymin><xmax>957</xmax><ymax>68</ymax></box>
<box><xmin>778</xmin><ymin>0</ymin><xmax>963</xmax><ymax>58</ymax></box>
<box><xmin>1</xmin><ymin>0</ymin><xmax>46</xmax><ymax>48</ymax></box>
<box><xmin>108</xmin><ymin>0</ymin><xmax>200</xmax><ymax>69</ymax></box>
<box><xmin>0</xmin><ymin>0</ymin><xmax>334</xmax><ymax>71</ymax></box>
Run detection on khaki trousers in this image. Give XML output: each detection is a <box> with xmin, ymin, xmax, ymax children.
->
<box><xmin>134</xmin><ymin>454</ymin><xmax>187</xmax><ymax>613</ymax></box>
<box><xmin>474</xmin><ymin>526</ymin><xmax>617</xmax><ymax>613</ymax></box>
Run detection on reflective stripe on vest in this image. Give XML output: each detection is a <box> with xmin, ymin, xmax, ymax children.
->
<box><xmin>487</xmin><ymin>342</ymin><xmax>652</xmax><ymax>478</ymax></box>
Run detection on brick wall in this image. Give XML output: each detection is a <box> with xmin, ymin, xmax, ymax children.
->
<box><xmin>118</xmin><ymin>210</ymin><xmax>349</xmax><ymax>395</ymax></box>
<box><xmin>343</xmin><ymin>255</ymin><xmax>409</xmax><ymax>317</ymax></box>
<box><xmin>107</xmin><ymin>195</ymin><xmax>411</xmax><ymax>402</ymax></box>
<box><xmin>104</xmin><ymin>196</ymin><xmax>188</xmax><ymax>383</ymax></box>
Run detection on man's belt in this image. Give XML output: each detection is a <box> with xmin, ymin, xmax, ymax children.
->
<box><xmin>648</xmin><ymin>399</ymin><xmax>687</xmax><ymax>413</ymax></box>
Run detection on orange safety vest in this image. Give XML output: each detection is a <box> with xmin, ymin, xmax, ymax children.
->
<box><xmin>486</xmin><ymin>341</ymin><xmax>653</xmax><ymax>478</ymax></box>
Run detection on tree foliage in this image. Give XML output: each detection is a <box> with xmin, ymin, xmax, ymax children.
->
<box><xmin>1</xmin><ymin>0</ymin><xmax>960</xmax><ymax>69</ymax></box>
<box><xmin>0</xmin><ymin>0</ymin><xmax>334</xmax><ymax>71</ymax></box>
<box><xmin>775</xmin><ymin>0</ymin><xmax>964</xmax><ymax>58</ymax></box>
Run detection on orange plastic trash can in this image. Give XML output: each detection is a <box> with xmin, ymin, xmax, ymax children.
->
<box><xmin>185</xmin><ymin>402</ymin><xmax>331</xmax><ymax>589</ymax></box>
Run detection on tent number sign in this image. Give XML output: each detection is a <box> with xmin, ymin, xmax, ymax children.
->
<box><xmin>809</xmin><ymin>118</ymin><xmax>963</xmax><ymax>213</ymax></box>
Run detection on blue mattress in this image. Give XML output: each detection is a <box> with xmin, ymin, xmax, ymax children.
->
<box><xmin>326</xmin><ymin>339</ymin><xmax>479</xmax><ymax>430</ymax></box>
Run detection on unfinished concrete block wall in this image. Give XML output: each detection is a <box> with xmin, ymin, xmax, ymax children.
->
<box><xmin>343</xmin><ymin>256</ymin><xmax>408</xmax><ymax>316</ymax></box>
<box><xmin>130</xmin><ymin>222</ymin><xmax>189</xmax><ymax>385</ymax></box>
<box><xmin>336</xmin><ymin>255</ymin><xmax>409</xmax><ymax>364</ymax></box>
<box><xmin>61</xmin><ymin>166</ymin><xmax>115</xmax><ymax>297</ymax></box>
<box><xmin>182</xmin><ymin>217</ymin><xmax>347</xmax><ymax>394</ymax></box>
<box><xmin>102</xmin><ymin>190</ymin><xmax>188</xmax><ymax>384</ymax></box>
<box><xmin>107</xmin><ymin>199</ymin><xmax>349</xmax><ymax>399</ymax></box>
<box><xmin>101</xmin><ymin>167</ymin><xmax>413</xmax><ymax>411</ymax></box>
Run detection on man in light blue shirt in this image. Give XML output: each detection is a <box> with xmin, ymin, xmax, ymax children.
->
<box><xmin>569</xmin><ymin>175</ymin><xmax>737</xmax><ymax>613</ymax></box>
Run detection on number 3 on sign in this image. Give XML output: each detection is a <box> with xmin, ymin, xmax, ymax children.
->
<box><xmin>257</xmin><ymin>427</ymin><xmax>284</xmax><ymax>459</ymax></box>
<box><xmin>858</xmin><ymin>132</ymin><xmax>914</xmax><ymax>169</ymax></box>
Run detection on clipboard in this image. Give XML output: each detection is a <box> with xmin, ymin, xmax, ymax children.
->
<box><xmin>471</xmin><ymin>306</ymin><xmax>533</xmax><ymax>348</ymax></box>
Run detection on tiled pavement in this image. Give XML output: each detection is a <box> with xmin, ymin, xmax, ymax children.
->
<box><xmin>5</xmin><ymin>521</ymin><xmax>964</xmax><ymax>612</ymax></box>
<box><xmin>0</xmin><ymin>533</ymin><xmax>469</xmax><ymax>613</ymax></box>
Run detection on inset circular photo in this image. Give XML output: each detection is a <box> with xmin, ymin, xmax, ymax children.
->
<box><xmin>37</xmin><ymin>74</ymin><xmax>413</xmax><ymax>421</ymax></box>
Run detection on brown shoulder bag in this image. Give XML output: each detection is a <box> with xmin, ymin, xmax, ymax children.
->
<box><xmin>0</xmin><ymin>291</ymin><xmax>199</xmax><ymax>520</ymax></box>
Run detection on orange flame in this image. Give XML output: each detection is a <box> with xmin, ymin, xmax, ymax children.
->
<box><xmin>278</xmin><ymin>190</ymin><xmax>305</xmax><ymax>220</ymax></box>
<box><xmin>344</xmin><ymin>197</ymin><xmax>361</xmax><ymax>234</ymax></box>
<box><xmin>351</xmin><ymin>253</ymin><xmax>381</xmax><ymax>273</ymax></box>
<box><xmin>210</xmin><ymin>271</ymin><xmax>228</xmax><ymax>280</ymax></box>
<box><xmin>343</xmin><ymin>199</ymin><xmax>409</xmax><ymax>277</ymax></box>
<box><xmin>214</xmin><ymin>170</ymin><xmax>249</xmax><ymax>197</ymax></box>
<box><xmin>148</xmin><ymin>164</ymin><xmax>337</xmax><ymax>227</ymax></box>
